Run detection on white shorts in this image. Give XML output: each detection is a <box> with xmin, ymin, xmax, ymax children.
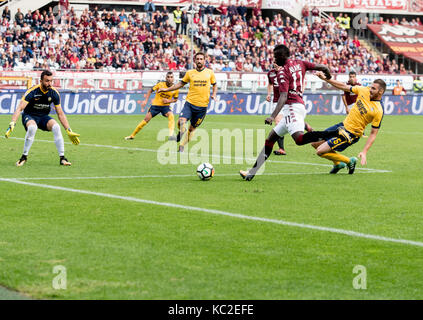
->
<box><xmin>273</xmin><ymin>103</ymin><xmax>306</xmax><ymax>137</ymax></box>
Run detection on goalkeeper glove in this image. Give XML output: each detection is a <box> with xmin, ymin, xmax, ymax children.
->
<box><xmin>5</xmin><ymin>121</ymin><xmax>15</xmax><ymax>138</ymax></box>
<box><xmin>66</xmin><ymin>128</ymin><xmax>80</xmax><ymax>145</ymax></box>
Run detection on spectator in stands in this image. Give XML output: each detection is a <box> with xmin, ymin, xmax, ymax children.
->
<box><xmin>302</xmin><ymin>4</ymin><xmax>310</xmax><ymax>25</ymax></box>
<box><xmin>2</xmin><ymin>6</ymin><xmax>10</xmax><ymax>21</ymax></box>
<box><xmin>222</xmin><ymin>61</ymin><xmax>232</xmax><ymax>71</ymax></box>
<box><xmin>311</xmin><ymin>6</ymin><xmax>319</xmax><ymax>23</ymax></box>
<box><xmin>181</xmin><ymin>11</ymin><xmax>188</xmax><ymax>35</ymax></box>
<box><xmin>197</xmin><ymin>1</ymin><xmax>205</xmax><ymax>23</ymax></box>
<box><xmin>393</xmin><ymin>80</ymin><xmax>406</xmax><ymax>95</ymax></box>
<box><xmin>400</xmin><ymin>17</ymin><xmax>410</xmax><ymax>26</ymax></box>
<box><xmin>414</xmin><ymin>76</ymin><xmax>423</xmax><ymax>94</ymax></box>
<box><xmin>228</xmin><ymin>1</ymin><xmax>237</xmax><ymax>20</ymax></box>
<box><xmin>173</xmin><ymin>6</ymin><xmax>182</xmax><ymax>34</ymax></box>
<box><xmin>343</xmin><ymin>13</ymin><xmax>351</xmax><ymax>30</ymax></box>
<box><xmin>205</xmin><ymin>2</ymin><xmax>215</xmax><ymax>20</ymax></box>
<box><xmin>144</xmin><ymin>0</ymin><xmax>155</xmax><ymax>20</ymax></box>
<box><xmin>237</xmin><ymin>0</ymin><xmax>247</xmax><ymax>22</ymax></box>
<box><xmin>252</xmin><ymin>3</ymin><xmax>262</xmax><ymax>18</ymax></box>
<box><xmin>217</xmin><ymin>2</ymin><xmax>228</xmax><ymax>19</ymax></box>
<box><xmin>352</xmin><ymin>35</ymin><xmax>360</xmax><ymax>47</ymax></box>
<box><xmin>59</xmin><ymin>0</ymin><xmax>69</xmax><ymax>12</ymax></box>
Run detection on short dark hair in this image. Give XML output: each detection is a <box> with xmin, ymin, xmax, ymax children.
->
<box><xmin>273</xmin><ymin>44</ymin><xmax>290</xmax><ymax>58</ymax></box>
<box><xmin>194</xmin><ymin>52</ymin><xmax>205</xmax><ymax>59</ymax></box>
<box><xmin>374</xmin><ymin>79</ymin><xmax>386</xmax><ymax>93</ymax></box>
<box><xmin>349</xmin><ymin>71</ymin><xmax>357</xmax><ymax>76</ymax></box>
<box><xmin>166</xmin><ymin>71</ymin><xmax>174</xmax><ymax>76</ymax></box>
<box><xmin>41</xmin><ymin>70</ymin><xmax>52</xmax><ymax>80</ymax></box>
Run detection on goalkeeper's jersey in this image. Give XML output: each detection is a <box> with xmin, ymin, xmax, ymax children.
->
<box><xmin>151</xmin><ymin>82</ymin><xmax>179</xmax><ymax>106</ymax></box>
<box><xmin>21</xmin><ymin>85</ymin><xmax>61</xmax><ymax>116</ymax></box>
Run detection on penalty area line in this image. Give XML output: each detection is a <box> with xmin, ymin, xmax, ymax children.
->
<box><xmin>0</xmin><ymin>178</ymin><xmax>421</xmax><ymax>248</ymax></box>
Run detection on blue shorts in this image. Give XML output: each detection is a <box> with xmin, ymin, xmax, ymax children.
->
<box><xmin>22</xmin><ymin>113</ymin><xmax>53</xmax><ymax>131</ymax></box>
<box><xmin>180</xmin><ymin>101</ymin><xmax>207</xmax><ymax>128</ymax></box>
<box><xmin>325</xmin><ymin>122</ymin><xmax>359</xmax><ymax>152</ymax></box>
<box><xmin>148</xmin><ymin>105</ymin><xmax>171</xmax><ymax>117</ymax></box>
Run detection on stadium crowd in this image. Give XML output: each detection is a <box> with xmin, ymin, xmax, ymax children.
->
<box><xmin>0</xmin><ymin>4</ymin><xmax>416</xmax><ymax>74</ymax></box>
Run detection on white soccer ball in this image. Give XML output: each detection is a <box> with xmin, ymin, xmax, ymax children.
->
<box><xmin>196</xmin><ymin>163</ymin><xmax>214</xmax><ymax>181</ymax></box>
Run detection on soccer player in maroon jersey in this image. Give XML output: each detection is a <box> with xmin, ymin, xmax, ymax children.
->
<box><xmin>342</xmin><ymin>71</ymin><xmax>361</xmax><ymax>114</ymax></box>
<box><xmin>267</xmin><ymin>63</ymin><xmax>314</xmax><ymax>156</ymax></box>
<box><xmin>240</xmin><ymin>44</ymin><xmax>348</xmax><ymax>181</ymax></box>
<box><xmin>341</xmin><ymin>71</ymin><xmax>367</xmax><ymax>137</ymax></box>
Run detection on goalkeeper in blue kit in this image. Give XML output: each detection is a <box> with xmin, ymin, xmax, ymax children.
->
<box><xmin>5</xmin><ymin>70</ymin><xmax>80</xmax><ymax>166</ymax></box>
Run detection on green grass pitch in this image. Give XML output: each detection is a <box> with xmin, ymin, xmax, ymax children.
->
<box><xmin>0</xmin><ymin>114</ymin><xmax>422</xmax><ymax>300</ymax></box>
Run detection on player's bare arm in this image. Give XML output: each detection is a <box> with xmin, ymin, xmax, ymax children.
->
<box><xmin>265</xmin><ymin>92</ymin><xmax>288</xmax><ymax>125</ymax></box>
<box><xmin>358</xmin><ymin>127</ymin><xmax>378</xmax><ymax>165</ymax></box>
<box><xmin>313</xmin><ymin>64</ymin><xmax>332</xmax><ymax>79</ymax></box>
<box><xmin>157</xmin><ymin>81</ymin><xmax>185</xmax><ymax>93</ymax></box>
<box><xmin>5</xmin><ymin>100</ymin><xmax>28</xmax><ymax>138</ymax></box>
<box><xmin>342</xmin><ymin>95</ymin><xmax>350</xmax><ymax>114</ymax></box>
<box><xmin>55</xmin><ymin>105</ymin><xmax>71</xmax><ymax>130</ymax></box>
<box><xmin>211</xmin><ymin>83</ymin><xmax>217</xmax><ymax>100</ymax></box>
<box><xmin>162</xmin><ymin>97</ymin><xmax>178</xmax><ymax>104</ymax></box>
<box><xmin>266</xmin><ymin>83</ymin><xmax>272</xmax><ymax>102</ymax></box>
<box><xmin>11</xmin><ymin>99</ymin><xmax>28</xmax><ymax>123</ymax></box>
<box><xmin>55</xmin><ymin>105</ymin><xmax>80</xmax><ymax>145</ymax></box>
<box><xmin>141</xmin><ymin>88</ymin><xmax>154</xmax><ymax>108</ymax></box>
<box><xmin>316</xmin><ymin>71</ymin><xmax>350</xmax><ymax>92</ymax></box>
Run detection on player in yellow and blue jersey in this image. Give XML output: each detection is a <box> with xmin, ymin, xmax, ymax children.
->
<box><xmin>157</xmin><ymin>52</ymin><xmax>217</xmax><ymax>152</ymax></box>
<box><xmin>313</xmin><ymin>71</ymin><xmax>386</xmax><ymax>174</ymax></box>
<box><xmin>4</xmin><ymin>70</ymin><xmax>80</xmax><ymax>166</ymax></box>
<box><xmin>125</xmin><ymin>72</ymin><xmax>179</xmax><ymax>140</ymax></box>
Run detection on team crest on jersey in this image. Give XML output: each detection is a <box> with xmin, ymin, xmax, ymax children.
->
<box><xmin>48</xmin><ymin>97</ymin><xmax>52</xmax><ymax>102</ymax></box>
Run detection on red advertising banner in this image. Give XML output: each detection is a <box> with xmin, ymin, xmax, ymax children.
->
<box><xmin>307</xmin><ymin>0</ymin><xmax>342</xmax><ymax>7</ymax></box>
<box><xmin>368</xmin><ymin>24</ymin><xmax>423</xmax><ymax>63</ymax></box>
<box><xmin>344</xmin><ymin>0</ymin><xmax>408</xmax><ymax>10</ymax></box>
<box><xmin>146</xmin><ymin>0</ymin><xmax>262</xmax><ymax>8</ymax></box>
<box><xmin>410</xmin><ymin>0</ymin><xmax>423</xmax><ymax>11</ymax></box>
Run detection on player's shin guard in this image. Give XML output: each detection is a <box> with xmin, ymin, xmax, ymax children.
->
<box><xmin>250</xmin><ymin>139</ymin><xmax>275</xmax><ymax>175</ymax></box>
<box><xmin>131</xmin><ymin>120</ymin><xmax>148</xmax><ymax>137</ymax></box>
<box><xmin>168</xmin><ymin>113</ymin><xmax>175</xmax><ymax>137</ymax></box>
<box><xmin>52</xmin><ymin>123</ymin><xmax>65</xmax><ymax>156</ymax></box>
<box><xmin>23</xmin><ymin>124</ymin><xmax>37</xmax><ymax>156</ymax></box>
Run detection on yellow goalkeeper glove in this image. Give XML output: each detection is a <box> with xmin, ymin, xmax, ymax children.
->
<box><xmin>66</xmin><ymin>128</ymin><xmax>80</xmax><ymax>145</ymax></box>
<box><xmin>5</xmin><ymin>121</ymin><xmax>15</xmax><ymax>138</ymax></box>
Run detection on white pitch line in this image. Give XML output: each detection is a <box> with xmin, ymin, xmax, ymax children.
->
<box><xmin>2</xmin><ymin>170</ymin><xmax>387</xmax><ymax>181</ymax></box>
<box><xmin>0</xmin><ymin>178</ymin><xmax>421</xmax><ymax>248</ymax></box>
<box><xmin>2</xmin><ymin>137</ymin><xmax>391</xmax><ymax>173</ymax></box>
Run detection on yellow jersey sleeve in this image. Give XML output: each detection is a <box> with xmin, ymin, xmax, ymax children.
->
<box><xmin>182</xmin><ymin>71</ymin><xmax>191</xmax><ymax>84</ymax></box>
<box><xmin>152</xmin><ymin>83</ymin><xmax>160</xmax><ymax>92</ymax></box>
<box><xmin>210</xmin><ymin>71</ymin><xmax>216</xmax><ymax>85</ymax></box>
<box><xmin>371</xmin><ymin>107</ymin><xmax>384</xmax><ymax>129</ymax></box>
<box><xmin>351</xmin><ymin>86</ymin><xmax>368</xmax><ymax>96</ymax></box>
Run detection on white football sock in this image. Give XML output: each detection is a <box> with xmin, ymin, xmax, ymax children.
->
<box><xmin>23</xmin><ymin>124</ymin><xmax>37</xmax><ymax>156</ymax></box>
<box><xmin>52</xmin><ymin>123</ymin><xmax>65</xmax><ymax>156</ymax></box>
